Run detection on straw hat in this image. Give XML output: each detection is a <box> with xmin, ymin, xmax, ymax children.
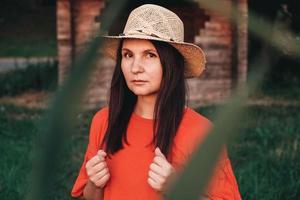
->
<box><xmin>101</xmin><ymin>4</ymin><xmax>206</xmax><ymax>78</ymax></box>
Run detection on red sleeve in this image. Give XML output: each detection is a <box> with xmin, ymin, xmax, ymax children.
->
<box><xmin>70</xmin><ymin>107</ymin><xmax>108</xmax><ymax>198</ymax></box>
<box><xmin>204</xmin><ymin>150</ymin><xmax>242</xmax><ymax>200</ymax></box>
<box><xmin>172</xmin><ymin>109</ymin><xmax>241</xmax><ymax>199</ymax></box>
<box><xmin>171</xmin><ymin>110</ymin><xmax>213</xmax><ymax>173</ymax></box>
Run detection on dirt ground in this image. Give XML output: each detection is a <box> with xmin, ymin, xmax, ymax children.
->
<box><xmin>0</xmin><ymin>91</ymin><xmax>299</xmax><ymax>109</ymax></box>
<box><xmin>0</xmin><ymin>91</ymin><xmax>52</xmax><ymax>109</ymax></box>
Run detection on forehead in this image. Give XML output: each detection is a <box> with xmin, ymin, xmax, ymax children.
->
<box><xmin>122</xmin><ymin>39</ymin><xmax>156</xmax><ymax>51</ymax></box>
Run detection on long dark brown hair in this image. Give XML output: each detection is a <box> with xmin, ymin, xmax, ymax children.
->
<box><xmin>101</xmin><ymin>39</ymin><xmax>187</xmax><ymax>160</ymax></box>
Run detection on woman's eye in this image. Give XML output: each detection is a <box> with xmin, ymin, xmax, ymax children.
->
<box><xmin>147</xmin><ymin>53</ymin><xmax>157</xmax><ymax>58</ymax></box>
<box><xmin>123</xmin><ymin>53</ymin><xmax>132</xmax><ymax>58</ymax></box>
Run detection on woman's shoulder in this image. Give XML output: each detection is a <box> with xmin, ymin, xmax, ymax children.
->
<box><xmin>172</xmin><ymin>107</ymin><xmax>213</xmax><ymax>160</ymax></box>
<box><xmin>92</xmin><ymin>106</ymin><xmax>109</xmax><ymax>122</ymax></box>
<box><xmin>88</xmin><ymin>107</ymin><xmax>109</xmax><ymax>144</ymax></box>
<box><xmin>182</xmin><ymin>107</ymin><xmax>212</xmax><ymax>127</ymax></box>
<box><xmin>175</xmin><ymin>107</ymin><xmax>213</xmax><ymax>143</ymax></box>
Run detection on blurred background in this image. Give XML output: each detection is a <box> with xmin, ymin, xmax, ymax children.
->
<box><xmin>0</xmin><ymin>0</ymin><xmax>299</xmax><ymax>199</ymax></box>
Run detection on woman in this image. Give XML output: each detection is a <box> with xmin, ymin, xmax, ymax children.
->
<box><xmin>71</xmin><ymin>4</ymin><xmax>241</xmax><ymax>200</ymax></box>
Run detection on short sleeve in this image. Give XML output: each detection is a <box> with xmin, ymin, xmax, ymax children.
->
<box><xmin>170</xmin><ymin>108</ymin><xmax>241</xmax><ymax>199</ymax></box>
<box><xmin>171</xmin><ymin>111</ymin><xmax>212</xmax><ymax>173</ymax></box>
<box><xmin>71</xmin><ymin>107</ymin><xmax>108</xmax><ymax>198</ymax></box>
<box><xmin>204</xmin><ymin>150</ymin><xmax>242</xmax><ymax>200</ymax></box>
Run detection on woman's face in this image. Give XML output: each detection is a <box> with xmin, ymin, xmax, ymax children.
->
<box><xmin>121</xmin><ymin>39</ymin><xmax>163</xmax><ymax>97</ymax></box>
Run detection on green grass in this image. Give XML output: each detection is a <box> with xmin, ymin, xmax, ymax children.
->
<box><xmin>0</xmin><ymin>39</ymin><xmax>57</xmax><ymax>57</ymax></box>
<box><xmin>199</xmin><ymin>105</ymin><xmax>300</xmax><ymax>199</ymax></box>
<box><xmin>0</xmin><ymin>103</ymin><xmax>299</xmax><ymax>199</ymax></box>
<box><xmin>0</xmin><ymin>62</ymin><xmax>57</xmax><ymax>97</ymax></box>
<box><xmin>0</xmin><ymin>105</ymin><xmax>43</xmax><ymax>199</ymax></box>
<box><xmin>0</xmin><ymin>104</ymin><xmax>91</xmax><ymax>200</ymax></box>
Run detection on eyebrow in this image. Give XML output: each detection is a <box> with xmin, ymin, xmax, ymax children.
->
<box><xmin>121</xmin><ymin>48</ymin><xmax>157</xmax><ymax>53</ymax></box>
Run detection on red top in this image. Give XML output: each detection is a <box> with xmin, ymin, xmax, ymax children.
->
<box><xmin>71</xmin><ymin>107</ymin><xmax>241</xmax><ymax>200</ymax></box>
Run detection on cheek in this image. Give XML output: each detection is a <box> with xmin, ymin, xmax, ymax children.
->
<box><xmin>121</xmin><ymin>63</ymin><xmax>130</xmax><ymax>80</ymax></box>
<box><xmin>151</xmin><ymin>64</ymin><xmax>163</xmax><ymax>85</ymax></box>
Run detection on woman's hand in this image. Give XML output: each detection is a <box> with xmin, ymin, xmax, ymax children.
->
<box><xmin>85</xmin><ymin>150</ymin><xmax>110</xmax><ymax>188</ymax></box>
<box><xmin>148</xmin><ymin>147</ymin><xmax>177</xmax><ymax>192</ymax></box>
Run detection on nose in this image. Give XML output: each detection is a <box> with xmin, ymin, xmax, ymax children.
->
<box><xmin>131</xmin><ymin>57</ymin><xmax>144</xmax><ymax>74</ymax></box>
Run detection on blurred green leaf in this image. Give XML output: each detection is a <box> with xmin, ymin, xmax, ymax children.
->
<box><xmin>25</xmin><ymin>1</ymin><xmax>128</xmax><ymax>199</ymax></box>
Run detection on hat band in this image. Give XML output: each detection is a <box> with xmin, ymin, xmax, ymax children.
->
<box><xmin>119</xmin><ymin>29</ymin><xmax>175</xmax><ymax>42</ymax></box>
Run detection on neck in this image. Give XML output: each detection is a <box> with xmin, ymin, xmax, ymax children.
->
<box><xmin>134</xmin><ymin>94</ymin><xmax>157</xmax><ymax>119</ymax></box>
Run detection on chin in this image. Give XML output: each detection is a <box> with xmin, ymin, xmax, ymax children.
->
<box><xmin>132</xmin><ymin>90</ymin><xmax>150</xmax><ymax>96</ymax></box>
<box><xmin>130</xmin><ymin>88</ymin><xmax>157</xmax><ymax>96</ymax></box>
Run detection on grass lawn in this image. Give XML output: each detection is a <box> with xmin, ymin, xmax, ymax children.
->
<box><xmin>0</xmin><ymin>102</ymin><xmax>299</xmax><ymax>199</ymax></box>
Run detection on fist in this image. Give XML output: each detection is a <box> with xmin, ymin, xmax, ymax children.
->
<box><xmin>148</xmin><ymin>147</ymin><xmax>176</xmax><ymax>192</ymax></box>
<box><xmin>86</xmin><ymin>150</ymin><xmax>110</xmax><ymax>188</ymax></box>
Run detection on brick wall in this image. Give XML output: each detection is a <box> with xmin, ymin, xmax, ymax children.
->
<box><xmin>191</xmin><ymin>2</ymin><xmax>233</xmax><ymax>106</ymax></box>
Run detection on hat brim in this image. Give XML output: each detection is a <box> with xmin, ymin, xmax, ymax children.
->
<box><xmin>99</xmin><ymin>35</ymin><xmax>206</xmax><ymax>78</ymax></box>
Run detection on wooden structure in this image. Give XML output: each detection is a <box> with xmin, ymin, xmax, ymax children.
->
<box><xmin>56</xmin><ymin>0</ymin><xmax>248</xmax><ymax>109</ymax></box>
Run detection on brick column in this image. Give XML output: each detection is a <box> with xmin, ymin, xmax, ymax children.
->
<box><xmin>74</xmin><ymin>0</ymin><xmax>104</xmax><ymax>55</ymax></box>
<box><xmin>192</xmin><ymin>0</ymin><xmax>233</xmax><ymax>106</ymax></box>
<box><xmin>72</xmin><ymin>0</ymin><xmax>108</xmax><ymax>109</ymax></box>
<box><xmin>237</xmin><ymin>0</ymin><xmax>248</xmax><ymax>85</ymax></box>
<box><xmin>56</xmin><ymin>0</ymin><xmax>72</xmax><ymax>84</ymax></box>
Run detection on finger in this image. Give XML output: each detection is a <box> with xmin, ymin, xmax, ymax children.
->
<box><xmin>149</xmin><ymin>163</ymin><xmax>168</xmax><ymax>178</ymax></box>
<box><xmin>148</xmin><ymin>170</ymin><xmax>164</xmax><ymax>184</ymax></box>
<box><xmin>86</xmin><ymin>154</ymin><xmax>102</xmax><ymax>168</ymax></box>
<box><xmin>97</xmin><ymin>150</ymin><xmax>107</xmax><ymax>158</ymax></box>
<box><xmin>95</xmin><ymin>173</ymin><xmax>110</xmax><ymax>188</ymax></box>
<box><xmin>92</xmin><ymin>167</ymin><xmax>109</xmax><ymax>183</ymax></box>
<box><xmin>90</xmin><ymin>161</ymin><xmax>107</xmax><ymax>175</ymax></box>
<box><xmin>155</xmin><ymin>147</ymin><xmax>166</xmax><ymax>159</ymax></box>
<box><xmin>153</xmin><ymin>155</ymin><xmax>168</xmax><ymax>168</ymax></box>
<box><xmin>87</xmin><ymin>161</ymin><xmax>106</xmax><ymax>177</ymax></box>
<box><xmin>147</xmin><ymin>177</ymin><xmax>160</xmax><ymax>191</ymax></box>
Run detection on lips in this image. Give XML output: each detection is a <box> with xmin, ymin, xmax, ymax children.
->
<box><xmin>132</xmin><ymin>80</ymin><xmax>147</xmax><ymax>82</ymax></box>
<box><xmin>132</xmin><ymin>80</ymin><xmax>147</xmax><ymax>84</ymax></box>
